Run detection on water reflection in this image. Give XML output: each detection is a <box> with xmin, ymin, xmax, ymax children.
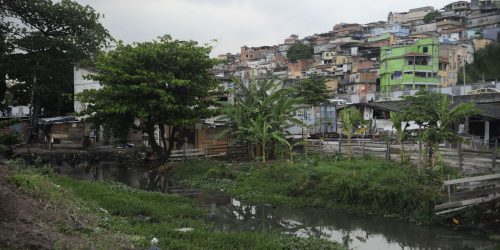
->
<box><xmin>56</xmin><ymin>163</ymin><xmax>496</xmax><ymax>250</ymax></box>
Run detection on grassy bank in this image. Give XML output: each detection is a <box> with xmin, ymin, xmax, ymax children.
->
<box><xmin>5</xmin><ymin>163</ymin><xmax>344</xmax><ymax>250</ymax></box>
<box><xmin>170</xmin><ymin>157</ymin><xmax>454</xmax><ymax>223</ymax></box>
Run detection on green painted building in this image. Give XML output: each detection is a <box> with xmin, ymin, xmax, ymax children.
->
<box><xmin>380</xmin><ymin>38</ymin><xmax>440</xmax><ymax>91</ymax></box>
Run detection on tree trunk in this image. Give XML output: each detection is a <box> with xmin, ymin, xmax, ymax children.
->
<box><xmin>165</xmin><ymin>126</ymin><xmax>178</xmax><ymax>159</ymax></box>
<box><xmin>159</xmin><ymin>124</ymin><xmax>167</xmax><ymax>154</ymax></box>
<box><xmin>262</xmin><ymin>141</ymin><xmax>266</xmax><ymax>163</ymax></box>
<box><xmin>145</xmin><ymin>122</ymin><xmax>165</xmax><ymax>161</ymax></box>
<box><xmin>428</xmin><ymin>143</ymin><xmax>434</xmax><ymax>168</ymax></box>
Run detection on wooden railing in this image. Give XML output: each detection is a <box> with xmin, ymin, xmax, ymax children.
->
<box><xmin>434</xmin><ymin>174</ymin><xmax>500</xmax><ymax>215</ymax></box>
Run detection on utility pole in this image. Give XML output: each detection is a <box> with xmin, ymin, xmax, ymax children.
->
<box><xmin>463</xmin><ymin>60</ymin><xmax>466</xmax><ymax>87</ymax></box>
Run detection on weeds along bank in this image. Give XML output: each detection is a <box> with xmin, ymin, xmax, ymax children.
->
<box><xmin>2</xmin><ymin>161</ymin><xmax>344</xmax><ymax>250</ymax></box>
<box><xmin>170</xmin><ymin>157</ymin><xmax>455</xmax><ymax>223</ymax></box>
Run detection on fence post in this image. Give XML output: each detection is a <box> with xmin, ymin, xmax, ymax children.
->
<box><xmin>385</xmin><ymin>134</ymin><xmax>390</xmax><ymax>161</ymax></box>
<box><xmin>182</xmin><ymin>137</ymin><xmax>187</xmax><ymax>163</ymax></box>
<box><xmin>492</xmin><ymin>139</ymin><xmax>498</xmax><ymax>172</ymax></box>
<box><xmin>320</xmin><ymin>139</ymin><xmax>324</xmax><ymax>159</ymax></box>
<box><xmin>447</xmin><ymin>175</ymin><xmax>451</xmax><ymax>202</ymax></box>
<box><xmin>338</xmin><ymin>132</ymin><xmax>342</xmax><ymax>153</ymax></box>
<box><xmin>458</xmin><ymin>141</ymin><xmax>463</xmax><ymax>172</ymax></box>
<box><xmin>361</xmin><ymin>134</ymin><xmax>365</xmax><ymax>158</ymax></box>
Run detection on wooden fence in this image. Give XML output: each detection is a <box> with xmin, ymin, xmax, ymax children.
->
<box><xmin>169</xmin><ymin>144</ymin><xmax>246</xmax><ymax>162</ymax></box>
<box><xmin>306</xmin><ymin>139</ymin><xmax>500</xmax><ymax>175</ymax></box>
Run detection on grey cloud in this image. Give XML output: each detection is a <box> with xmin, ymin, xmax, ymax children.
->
<box><xmin>74</xmin><ymin>0</ymin><xmax>455</xmax><ymax>55</ymax></box>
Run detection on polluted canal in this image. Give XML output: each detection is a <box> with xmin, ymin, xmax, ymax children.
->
<box><xmin>57</xmin><ymin>162</ymin><xmax>496</xmax><ymax>250</ymax></box>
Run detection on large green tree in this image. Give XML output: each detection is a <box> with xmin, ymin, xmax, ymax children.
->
<box><xmin>296</xmin><ymin>73</ymin><xmax>331</xmax><ymax>106</ymax></box>
<box><xmin>423</xmin><ymin>10</ymin><xmax>442</xmax><ymax>24</ymax></box>
<box><xmin>287</xmin><ymin>42</ymin><xmax>313</xmax><ymax>63</ymax></box>
<box><xmin>77</xmin><ymin>36</ymin><xmax>219</xmax><ymax>161</ymax></box>
<box><xmin>0</xmin><ymin>0</ymin><xmax>111</xmax><ymax>140</ymax></box>
<box><xmin>459</xmin><ymin>43</ymin><xmax>500</xmax><ymax>83</ymax></box>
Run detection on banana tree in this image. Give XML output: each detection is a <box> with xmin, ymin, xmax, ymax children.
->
<box><xmin>390</xmin><ymin>112</ymin><xmax>410</xmax><ymax>164</ymax></box>
<box><xmin>217</xmin><ymin>80</ymin><xmax>305</xmax><ymax>162</ymax></box>
<box><xmin>339</xmin><ymin>107</ymin><xmax>365</xmax><ymax>162</ymax></box>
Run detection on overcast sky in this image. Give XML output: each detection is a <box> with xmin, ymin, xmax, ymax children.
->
<box><xmin>74</xmin><ymin>0</ymin><xmax>455</xmax><ymax>56</ymax></box>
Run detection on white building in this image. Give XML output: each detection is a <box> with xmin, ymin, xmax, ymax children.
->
<box><xmin>73</xmin><ymin>66</ymin><xmax>101</xmax><ymax>114</ymax></box>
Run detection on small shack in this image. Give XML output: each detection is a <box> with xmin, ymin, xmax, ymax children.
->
<box><xmin>40</xmin><ymin>117</ymin><xmax>85</xmax><ymax>150</ymax></box>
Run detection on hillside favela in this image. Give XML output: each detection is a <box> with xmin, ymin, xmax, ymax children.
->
<box><xmin>2</xmin><ymin>0</ymin><xmax>500</xmax><ymax>249</ymax></box>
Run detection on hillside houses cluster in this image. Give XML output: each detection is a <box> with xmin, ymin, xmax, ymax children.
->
<box><xmin>214</xmin><ymin>0</ymin><xmax>500</xmax><ymax>96</ymax></box>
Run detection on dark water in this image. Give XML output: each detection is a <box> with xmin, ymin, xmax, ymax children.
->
<box><xmin>57</xmin><ymin>162</ymin><xmax>497</xmax><ymax>250</ymax></box>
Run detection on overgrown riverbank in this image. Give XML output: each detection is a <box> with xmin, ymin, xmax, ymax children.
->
<box><xmin>1</xmin><ymin>162</ymin><xmax>344</xmax><ymax>250</ymax></box>
<box><xmin>170</xmin><ymin>157</ymin><xmax>455</xmax><ymax>223</ymax></box>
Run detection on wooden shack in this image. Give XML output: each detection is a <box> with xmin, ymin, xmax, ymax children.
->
<box><xmin>40</xmin><ymin>117</ymin><xmax>85</xmax><ymax>150</ymax></box>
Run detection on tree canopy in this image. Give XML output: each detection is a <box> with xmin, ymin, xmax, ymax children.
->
<box><xmin>423</xmin><ymin>10</ymin><xmax>442</xmax><ymax>23</ymax></box>
<box><xmin>77</xmin><ymin>35</ymin><xmax>219</xmax><ymax>160</ymax></box>
<box><xmin>459</xmin><ymin>43</ymin><xmax>500</xmax><ymax>83</ymax></box>
<box><xmin>0</xmin><ymin>0</ymin><xmax>111</xmax><ymax>140</ymax></box>
<box><xmin>295</xmin><ymin>73</ymin><xmax>331</xmax><ymax>106</ymax></box>
<box><xmin>287</xmin><ymin>42</ymin><xmax>313</xmax><ymax>63</ymax></box>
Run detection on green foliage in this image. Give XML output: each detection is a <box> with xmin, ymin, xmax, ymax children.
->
<box><xmin>1</xmin><ymin>0</ymin><xmax>112</xmax><ymax>117</ymax></box>
<box><xmin>53</xmin><ymin>169</ymin><xmax>342</xmax><ymax>249</ymax></box>
<box><xmin>402</xmin><ymin>91</ymin><xmax>477</xmax><ymax>167</ymax></box>
<box><xmin>287</xmin><ymin>42</ymin><xmax>313</xmax><ymax>62</ymax></box>
<box><xmin>339</xmin><ymin>107</ymin><xmax>366</xmax><ymax>162</ymax></box>
<box><xmin>423</xmin><ymin>10</ymin><xmax>442</xmax><ymax>23</ymax></box>
<box><xmin>390</xmin><ymin>112</ymin><xmax>410</xmax><ymax>164</ymax></box>
<box><xmin>296</xmin><ymin>73</ymin><xmax>332</xmax><ymax>106</ymax></box>
<box><xmin>77</xmin><ymin>35</ymin><xmax>219</xmax><ymax>160</ymax></box>
<box><xmin>459</xmin><ymin>43</ymin><xmax>500</xmax><ymax>83</ymax></box>
<box><xmin>218</xmin><ymin>80</ymin><xmax>304</xmax><ymax>162</ymax></box>
<box><xmin>8</xmin><ymin>160</ymin><xmax>344</xmax><ymax>249</ymax></box>
<box><xmin>173</xmin><ymin>159</ymin><xmax>447</xmax><ymax>223</ymax></box>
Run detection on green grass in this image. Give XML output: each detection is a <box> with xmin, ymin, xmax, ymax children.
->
<box><xmin>171</xmin><ymin>156</ymin><xmax>454</xmax><ymax>223</ymax></box>
<box><xmin>7</xmin><ymin>163</ymin><xmax>344</xmax><ymax>250</ymax></box>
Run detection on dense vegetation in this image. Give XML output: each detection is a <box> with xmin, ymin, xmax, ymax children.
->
<box><xmin>460</xmin><ymin>43</ymin><xmax>500</xmax><ymax>83</ymax></box>
<box><xmin>287</xmin><ymin>42</ymin><xmax>314</xmax><ymax>62</ymax></box>
<box><xmin>170</xmin><ymin>158</ymin><xmax>454</xmax><ymax>223</ymax></box>
<box><xmin>6</xmin><ymin>162</ymin><xmax>344</xmax><ymax>249</ymax></box>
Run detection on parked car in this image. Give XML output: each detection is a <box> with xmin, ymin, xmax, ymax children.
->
<box><xmin>467</xmin><ymin>88</ymin><xmax>500</xmax><ymax>95</ymax></box>
<box><xmin>329</xmin><ymin>98</ymin><xmax>352</xmax><ymax>106</ymax></box>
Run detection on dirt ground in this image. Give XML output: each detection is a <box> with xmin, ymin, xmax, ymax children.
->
<box><xmin>0</xmin><ymin>166</ymin><xmax>84</xmax><ymax>249</ymax></box>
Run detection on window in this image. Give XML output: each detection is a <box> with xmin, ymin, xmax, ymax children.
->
<box><xmin>391</xmin><ymin>71</ymin><xmax>402</xmax><ymax>80</ymax></box>
<box><xmin>423</xmin><ymin>47</ymin><xmax>428</xmax><ymax>53</ymax></box>
<box><xmin>415</xmin><ymin>72</ymin><xmax>428</xmax><ymax>77</ymax></box>
<box><xmin>408</xmin><ymin>57</ymin><xmax>429</xmax><ymax>66</ymax></box>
